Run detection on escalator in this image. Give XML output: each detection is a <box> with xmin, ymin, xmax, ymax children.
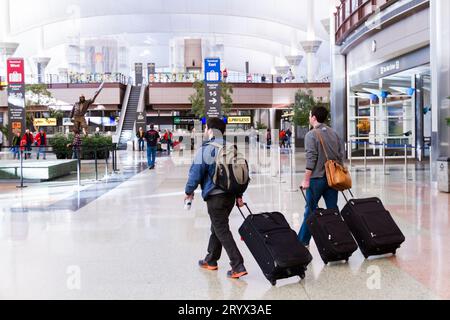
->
<box><xmin>118</xmin><ymin>86</ymin><xmax>141</xmax><ymax>149</ymax></box>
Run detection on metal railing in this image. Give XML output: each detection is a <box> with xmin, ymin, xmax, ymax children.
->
<box><xmin>335</xmin><ymin>0</ymin><xmax>400</xmax><ymax>45</ymax></box>
<box><xmin>148</xmin><ymin>72</ymin><xmax>330</xmax><ymax>84</ymax></box>
<box><xmin>25</xmin><ymin>72</ymin><xmax>129</xmax><ymax>85</ymax></box>
<box><xmin>346</xmin><ymin>140</ymin><xmax>431</xmax><ymax>176</ymax></box>
<box><xmin>0</xmin><ymin>144</ymin><xmax>119</xmax><ymax>188</ymax></box>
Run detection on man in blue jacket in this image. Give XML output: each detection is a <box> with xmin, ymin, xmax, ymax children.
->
<box><xmin>184</xmin><ymin>117</ymin><xmax>248</xmax><ymax>279</ymax></box>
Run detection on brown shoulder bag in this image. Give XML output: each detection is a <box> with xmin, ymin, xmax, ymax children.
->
<box><xmin>315</xmin><ymin>130</ymin><xmax>352</xmax><ymax>191</ymax></box>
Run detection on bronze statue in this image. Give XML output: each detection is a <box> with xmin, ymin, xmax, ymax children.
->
<box><xmin>70</xmin><ymin>82</ymin><xmax>104</xmax><ymax>136</ymax></box>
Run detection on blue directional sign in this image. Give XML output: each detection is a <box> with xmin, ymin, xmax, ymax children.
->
<box><xmin>204</xmin><ymin>58</ymin><xmax>221</xmax><ymax>83</ymax></box>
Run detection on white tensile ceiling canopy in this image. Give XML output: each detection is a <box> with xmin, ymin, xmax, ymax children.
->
<box><xmin>3</xmin><ymin>0</ymin><xmax>333</xmax><ymax>78</ymax></box>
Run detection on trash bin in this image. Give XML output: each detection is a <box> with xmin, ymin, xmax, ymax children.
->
<box><xmin>437</xmin><ymin>157</ymin><xmax>450</xmax><ymax>193</ymax></box>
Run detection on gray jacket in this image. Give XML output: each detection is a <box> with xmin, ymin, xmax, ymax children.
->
<box><xmin>305</xmin><ymin>124</ymin><xmax>344</xmax><ymax>179</ymax></box>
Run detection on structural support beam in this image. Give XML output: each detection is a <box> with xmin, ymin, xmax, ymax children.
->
<box><xmin>430</xmin><ymin>0</ymin><xmax>450</xmax><ymax>180</ymax></box>
<box><xmin>300</xmin><ymin>40</ymin><xmax>322</xmax><ymax>82</ymax></box>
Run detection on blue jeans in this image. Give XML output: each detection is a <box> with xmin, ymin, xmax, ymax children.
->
<box><xmin>37</xmin><ymin>146</ymin><xmax>46</xmax><ymax>159</ymax></box>
<box><xmin>147</xmin><ymin>146</ymin><xmax>157</xmax><ymax>167</ymax></box>
<box><xmin>298</xmin><ymin>176</ymin><xmax>339</xmax><ymax>245</ymax></box>
<box><xmin>138</xmin><ymin>139</ymin><xmax>145</xmax><ymax>151</ymax></box>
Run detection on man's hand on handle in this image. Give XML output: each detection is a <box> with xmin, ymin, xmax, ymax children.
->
<box><xmin>236</xmin><ymin>197</ymin><xmax>245</xmax><ymax>208</ymax></box>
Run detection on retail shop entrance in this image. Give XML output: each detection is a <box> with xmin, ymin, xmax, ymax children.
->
<box><xmin>348</xmin><ymin>62</ymin><xmax>431</xmax><ymax>161</ymax></box>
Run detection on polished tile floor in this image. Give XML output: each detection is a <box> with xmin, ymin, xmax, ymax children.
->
<box><xmin>0</xmin><ymin>147</ymin><xmax>448</xmax><ymax>300</ymax></box>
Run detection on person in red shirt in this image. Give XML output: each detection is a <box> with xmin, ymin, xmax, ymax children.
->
<box><xmin>34</xmin><ymin>128</ymin><xmax>47</xmax><ymax>160</ymax></box>
<box><xmin>279</xmin><ymin>130</ymin><xmax>286</xmax><ymax>148</ymax></box>
<box><xmin>21</xmin><ymin>129</ymin><xmax>34</xmax><ymax>160</ymax></box>
<box><xmin>222</xmin><ymin>68</ymin><xmax>228</xmax><ymax>82</ymax></box>
<box><xmin>163</xmin><ymin>129</ymin><xmax>173</xmax><ymax>154</ymax></box>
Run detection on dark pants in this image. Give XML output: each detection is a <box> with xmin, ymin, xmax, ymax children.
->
<box><xmin>138</xmin><ymin>139</ymin><xmax>145</xmax><ymax>151</ymax></box>
<box><xmin>298</xmin><ymin>176</ymin><xmax>339</xmax><ymax>245</ymax></box>
<box><xmin>205</xmin><ymin>194</ymin><xmax>245</xmax><ymax>272</ymax></box>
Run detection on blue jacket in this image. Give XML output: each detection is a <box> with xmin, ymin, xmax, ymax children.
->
<box><xmin>185</xmin><ymin>137</ymin><xmax>223</xmax><ymax>201</ymax></box>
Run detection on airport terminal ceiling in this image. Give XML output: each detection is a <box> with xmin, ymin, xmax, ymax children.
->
<box><xmin>1</xmin><ymin>0</ymin><xmax>333</xmax><ymax>76</ymax></box>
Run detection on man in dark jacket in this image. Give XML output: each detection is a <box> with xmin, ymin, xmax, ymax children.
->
<box><xmin>145</xmin><ymin>124</ymin><xmax>160</xmax><ymax>169</ymax></box>
<box><xmin>184</xmin><ymin>117</ymin><xmax>248</xmax><ymax>279</ymax></box>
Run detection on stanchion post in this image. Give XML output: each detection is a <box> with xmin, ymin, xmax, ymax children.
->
<box><xmin>16</xmin><ymin>150</ymin><xmax>27</xmax><ymax>189</ymax></box>
<box><xmin>94</xmin><ymin>145</ymin><xmax>98</xmax><ymax>181</ymax></box>
<box><xmin>287</xmin><ymin>147</ymin><xmax>298</xmax><ymax>192</ymax></box>
<box><xmin>364</xmin><ymin>141</ymin><xmax>367</xmax><ymax>172</ymax></box>
<box><xmin>349</xmin><ymin>141</ymin><xmax>352</xmax><ymax>168</ymax></box>
<box><xmin>77</xmin><ymin>154</ymin><xmax>81</xmax><ymax>188</ymax></box>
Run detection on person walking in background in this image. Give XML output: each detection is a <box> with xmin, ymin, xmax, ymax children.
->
<box><xmin>136</xmin><ymin>127</ymin><xmax>145</xmax><ymax>152</ymax></box>
<box><xmin>298</xmin><ymin>106</ymin><xmax>345</xmax><ymax>248</ymax></box>
<box><xmin>67</xmin><ymin>128</ymin><xmax>82</xmax><ymax>160</ymax></box>
<box><xmin>145</xmin><ymin>124</ymin><xmax>160</xmax><ymax>170</ymax></box>
<box><xmin>11</xmin><ymin>131</ymin><xmax>21</xmax><ymax>159</ymax></box>
<box><xmin>286</xmin><ymin>127</ymin><xmax>292</xmax><ymax>148</ymax></box>
<box><xmin>279</xmin><ymin>129</ymin><xmax>286</xmax><ymax>148</ymax></box>
<box><xmin>0</xmin><ymin>127</ymin><xmax>3</xmax><ymax>152</ymax></box>
<box><xmin>222</xmin><ymin>68</ymin><xmax>228</xmax><ymax>82</ymax></box>
<box><xmin>163</xmin><ymin>129</ymin><xmax>173</xmax><ymax>154</ymax></box>
<box><xmin>22</xmin><ymin>129</ymin><xmax>34</xmax><ymax>160</ymax></box>
<box><xmin>35</xmin><ymin>128</ymin><xmax>47</xmax><ymax>160</ymax></box>
<box><xmin>266</xmin><ymin>128</ymin><xmax>272</xmax><ymax>149</ymax></box>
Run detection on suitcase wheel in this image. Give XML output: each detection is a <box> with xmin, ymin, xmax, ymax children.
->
<box><xmin>363</xmin><ymin>254</ymin><xmax>369</xmax><ymax>259</ymax></box>
<box><xmin>270</xmin><ymin>280</ymin><xmax>277</xmax><ymax>286</ymax></box>
<box><xmin>299</xmin><ymin>273</ymin><xmax>305</xmax><ymax>280</ymax></box>
<box><xmin>392</xmin><ymin>250</ymin><xmax>397</xmax><ymax>256</ymax></box>
<box><xmin>345</xmin><ymin>258</ymin><xmax>349</xmax><ymax>263</ymax></box>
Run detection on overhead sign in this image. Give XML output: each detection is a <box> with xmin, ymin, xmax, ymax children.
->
<box><xmin>204</xmin><ymin>58</ymin><xmax>221</xmax><ymax>83</ymax></box>
<box><xmin>227</xmin><ymin>116</ymin><xmax>252</xmax><ymax>124</ymax></box>
<box><xmin>135</xmin><ymin>63</ymin><xmax>143</xmax><ymax>85</ymax></box>
<box><xmin>205</xmin><ymin>83</ymin><xmax>222</xmax><ymax>118</ymax></box>
<box><xmin>173</xmin><ymin>116</ymin><xmax>196</xmax><ymax>125</ymax></box>
<box><xmin>135</xmin><ymin>112</ymin><xmax>146</xmax><ymax>133</ymax></box>
<box><xmin>33</xmin><ymin>118</ymin><xmax>57</xmax><ymax>127</ymax></box>
<box><xmin>7</xmin><ymin>58</ymin><xmax>26</xmax><ymax>138</ymax></box>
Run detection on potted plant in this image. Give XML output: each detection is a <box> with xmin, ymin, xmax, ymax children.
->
<box><xmin>292</xmin><ymin>89</ymin><xmax>330</xmax><ymax>147</ymax></box>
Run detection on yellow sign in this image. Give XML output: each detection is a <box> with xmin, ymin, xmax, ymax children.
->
<box><xmin>227</xmin><ymin>116</ymin><xmax>252</xmax><ymax>124</ymax></box>
<box><xmin>33</xmin><ymin>118</ymin><xmax>57</xmax><ymax>127</ymax></box>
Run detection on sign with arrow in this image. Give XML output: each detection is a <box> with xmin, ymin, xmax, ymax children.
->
<box><xmin>205</xmin><ymin>83</ymin><xmax>222</xmax><ymax>118</ymax></box>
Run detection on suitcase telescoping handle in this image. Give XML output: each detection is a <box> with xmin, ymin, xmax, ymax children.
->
<box><xmin>340</xmin><ymin>189</ymin><xmax>355</xmax><ymax>202</ymax></box>
<box><xmin>300</xmin><ymin>187</ymin><xmax>316</xmax><ymax>216</ymax></box>
<box><xmin>237</xmin><ymin>203</ymin><xmax>254</xmax><ymax>220</ymax></box>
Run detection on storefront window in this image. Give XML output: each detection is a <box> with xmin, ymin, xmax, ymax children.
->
<box><xmin>347</xmin><ymin>67</ymin><xmax>429</xmax><ymax>159</ymax></box>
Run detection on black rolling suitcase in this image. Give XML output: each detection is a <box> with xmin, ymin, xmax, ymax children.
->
<box><xmin>300</xmin><ymin>188</ymin><xmax>358</xmax><ymax>264</ymax></box>
<box><xmin>237</xmin><ymin>204</ymin><xmax>312</xmax><ymax>286</ymax></box>
<box><xmin>341</xmin><ymin>191</ymin><xmax>405</xmax><ymax>259</ymax></box>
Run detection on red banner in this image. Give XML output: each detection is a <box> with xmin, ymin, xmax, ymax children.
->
<box><xmin>7</xmin><ymin>58</ymin><xmax>25</xmax><ymax>84</ymax></box>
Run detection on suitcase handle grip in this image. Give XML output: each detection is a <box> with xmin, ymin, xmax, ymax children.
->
<box><xmin>237</xmin><ymin>203</ymin><xmax>253</xmax><ymax>220</ymax></box>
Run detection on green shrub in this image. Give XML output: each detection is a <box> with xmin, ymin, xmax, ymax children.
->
<box><xmin>49</xmin><ymin>134</ymin><xmax>113</xmax><ymax>160</ymax></box>
<box><xmin>49</xmin><ymin>134</ymin><xmax>72</xmax><ymax>159</ymax></box>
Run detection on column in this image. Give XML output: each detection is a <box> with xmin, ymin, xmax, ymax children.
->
<box><xmin>300</xmin><ymin>41</ymin><xmax>322</xmax><ymax>83</ymax></box>
<box><xmin>329</xmin><ymin>2</ymin><xmax>347</xmax><ymax>144</ymax></box>
<box><xmin>285</xmin><ymin>55</ymin><xmax>303</xmax><ymax>81</ymax></box>
<box><xmin>33</xmin><ymin>57</ymin><xmax>51</xmax><ymax>83</ymax></box>
<box><xmin>430</xmin><ymin>0</ymin><xmax>450</xmax><ymax>180</ymax></box>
